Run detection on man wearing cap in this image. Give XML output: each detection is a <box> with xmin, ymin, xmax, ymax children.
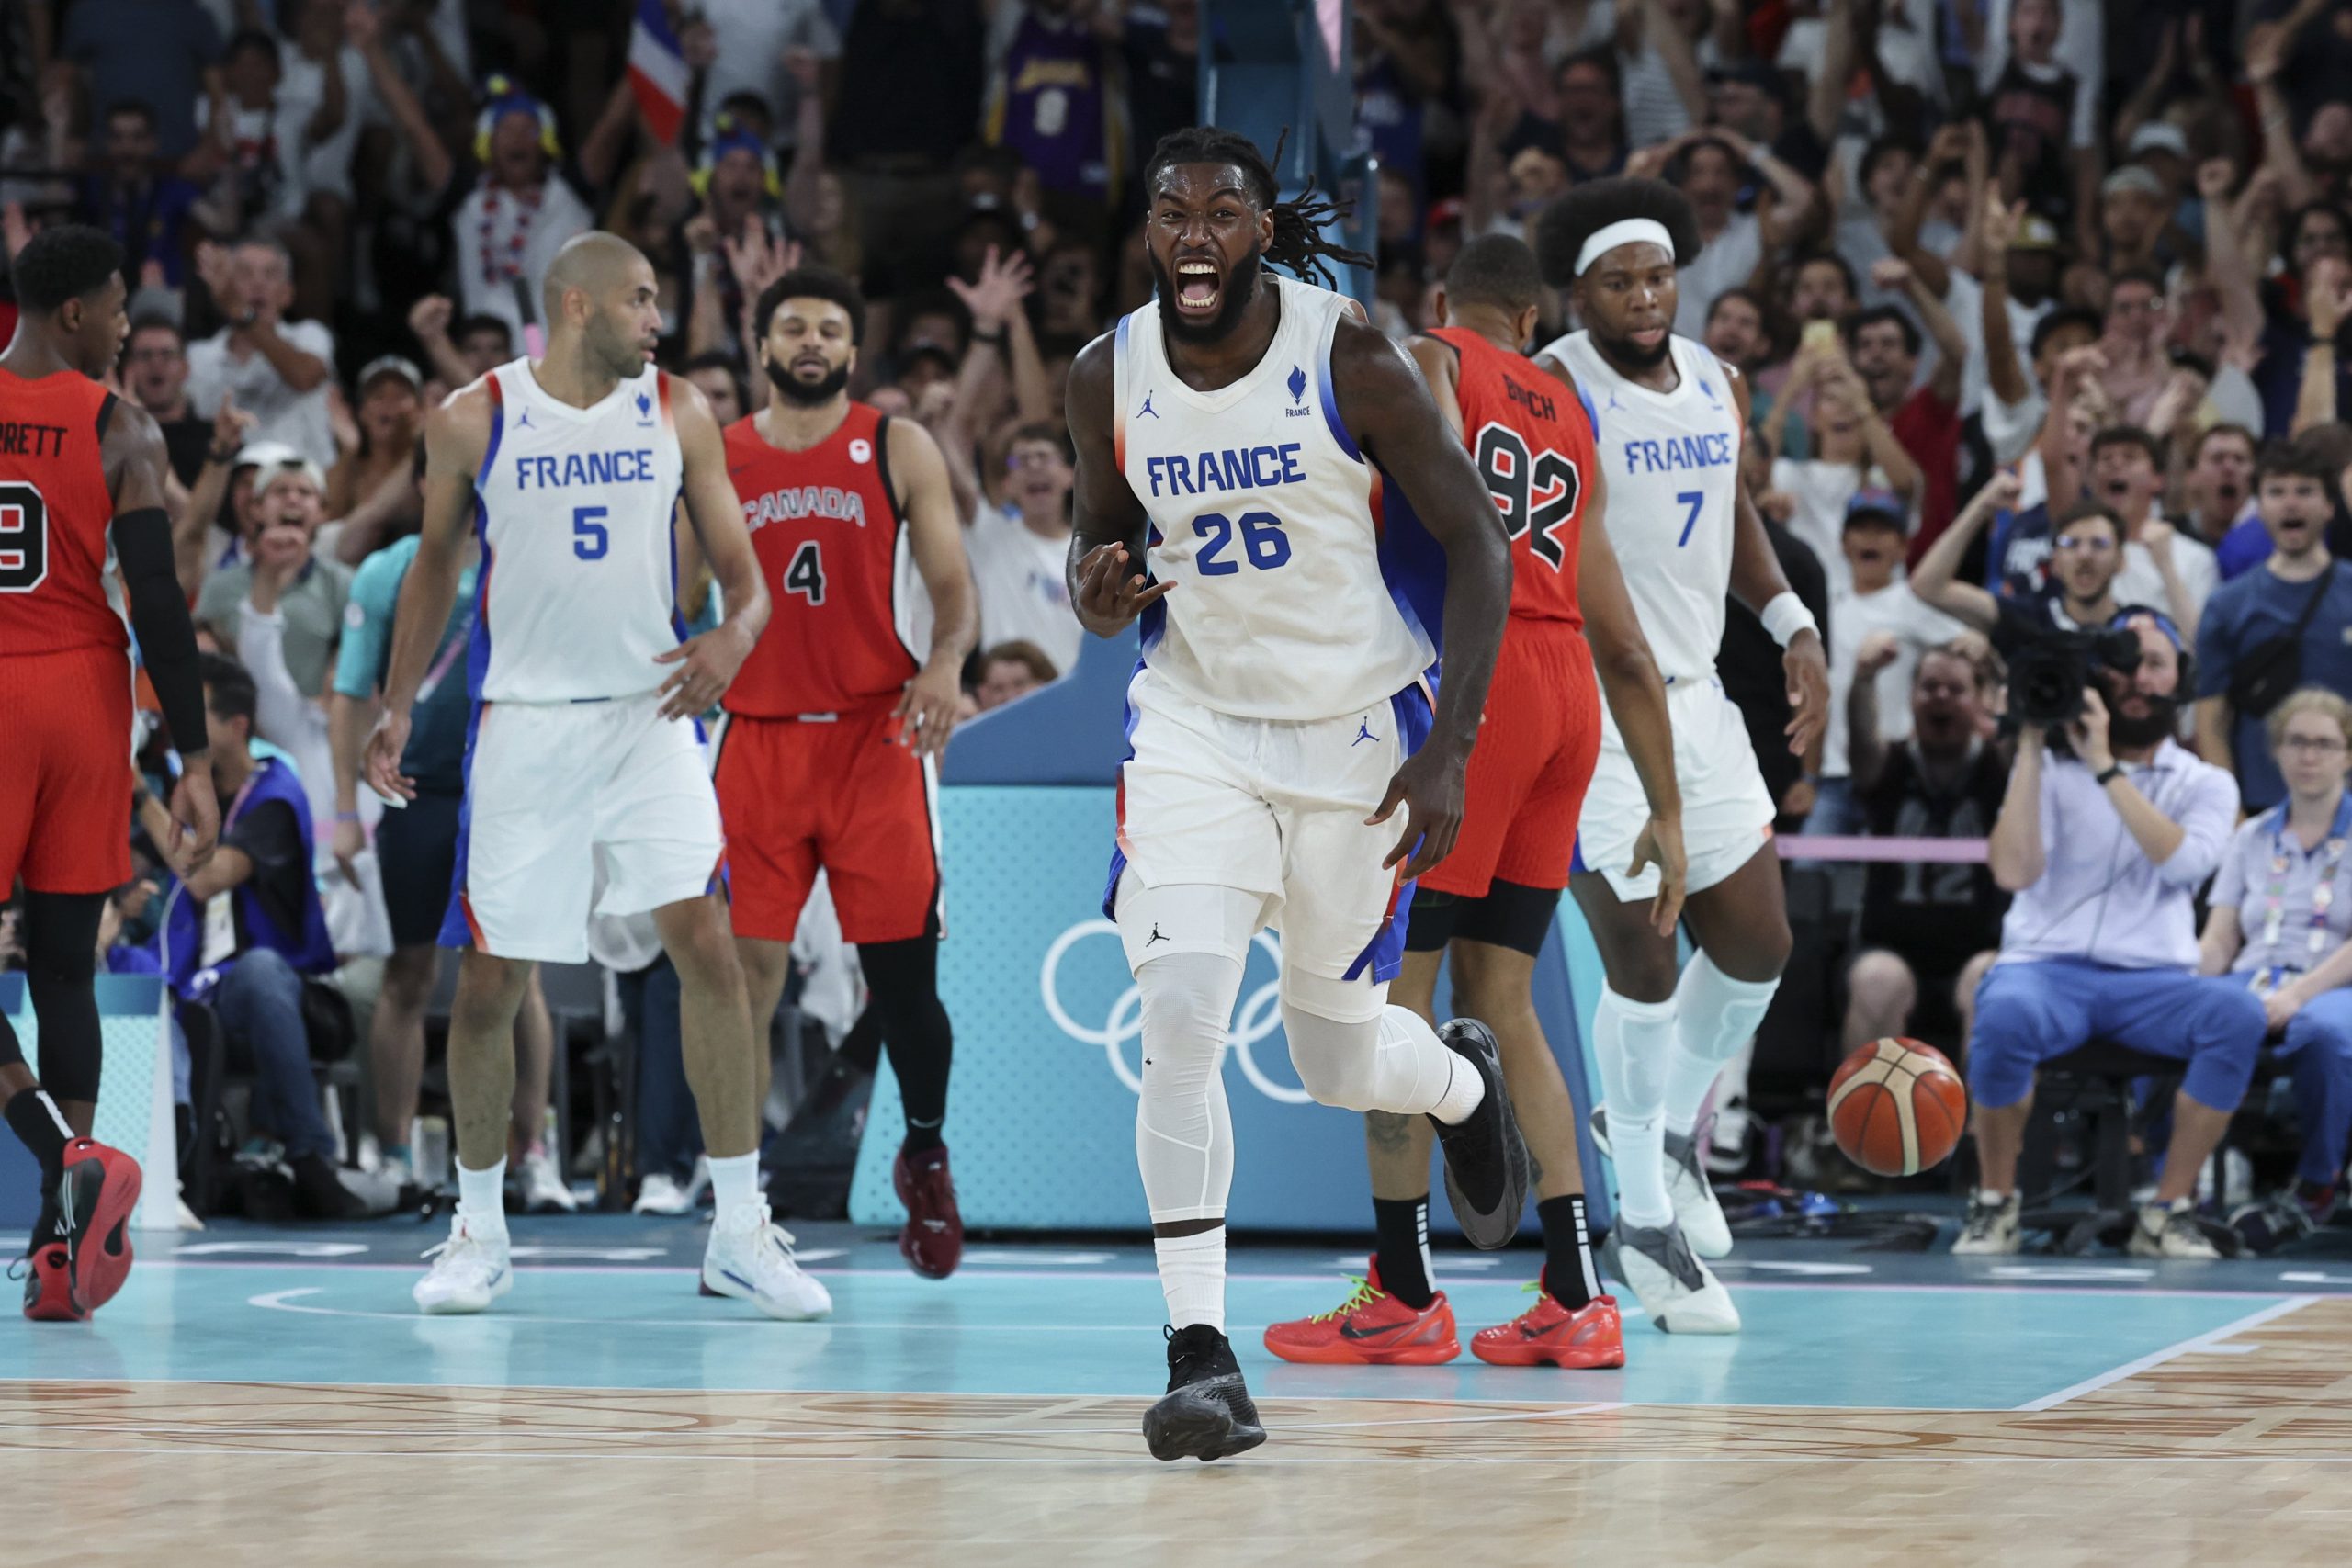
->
<box><xmin>1812</xmin><ymin>489</ymin><xmax>1970</xmax><ymax>837</ymax></box>
<box><xmin>322</xmin><ymin>355</ymin><xmax>424</xmax><ymax>549</ymax></box>
<box><xmin>2097</xmin><ymin>166</ymin><xmax>2185</xmax><ymax>284</ymax></box>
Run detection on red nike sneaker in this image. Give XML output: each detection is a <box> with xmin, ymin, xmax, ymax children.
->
<box><xmin>1470</xmin><ymin>1279</ymin><xmax>1626</xmax><ymax>1369</ymax></box>
<box><xmin>18</xmin><ymin>1244</ymin><xmax>83</xmax><ymax>1322</ymax></box>
<box><xmin>58</xmin><ymin>1138</ymin><xmax>142</xmax><ymax>1313</ymax></box>
<box><xmin>893</xmin><ymin>1145</ymin><xmax>963</xmax><ymax>1280</ymax></box>
<box><xmin>1261</xmin><ymin>1259</ymin><xmax>1460</xmax><ymax>1365</ymax></box>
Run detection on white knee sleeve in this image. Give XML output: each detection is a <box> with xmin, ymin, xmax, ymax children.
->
<box><xmin>1282</xmin><ymin>990</ymin><xmax>1464</xmax><ymax>1117</ymax></box>
<box><xmin>1665</xmin><ymin>953</ymin><xmax>1781</xmax><ymax>1133</ymax></box>
<box><xmin>1128</xmin><ymin>947</ymin><xmax>1243</xmax><ymax>1225</ymax></box>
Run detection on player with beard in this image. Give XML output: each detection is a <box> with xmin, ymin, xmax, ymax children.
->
<box><xmin>1958</xmin><ymin>610</ymin><xmax>2263</xmax><ymax>1259</ymax></box>
<box><xmin>1069</xmin><ymin>126</ymin><xmax>1525</xmax><ymax>1460</ymax></box>
<box><xmin>1528</xmin><ymin>178</ymin><xmax>1828</xmax><ymax>1334</ymax></box>
<box><xmin>714</xmin><ymin>266</ymin><xmax>979</xmax><ymax>1279</ymax></box>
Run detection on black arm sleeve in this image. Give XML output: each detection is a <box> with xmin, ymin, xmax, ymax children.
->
<box><xmin>109</xmin><ymin>506</ymin><xmax>209</xmax><ymax>756</ymax></box>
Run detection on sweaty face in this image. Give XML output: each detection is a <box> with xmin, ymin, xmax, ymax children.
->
<box><xmin>1576</xmin><ymin>241</ymin><xmax>1677</xmax><ymax>368</ymax></box>
<box><xmin>1147</xmin><ymin>162</ymin><xmax>1272</xmax><ymax>345</ymax></box>
<box><xmin>581</xmin><ymin>258</ymin><xmax>663</xmax><ymax>378</ymax></box>
<box><xmin>764</xmin><ymin>296</ymin><xmax>857</xmax><ymax>408</ymax></box>
<box><xmin>69</xmin><ymin>276</ymin><xmax>131</xmax><ymax>380</ymax></box>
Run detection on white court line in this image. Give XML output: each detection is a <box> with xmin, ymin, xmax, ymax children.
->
<box><xmin>2011</xmin><ymin>1295</ymin><xmax>2319</xmax><ymax>1411</ymax></box>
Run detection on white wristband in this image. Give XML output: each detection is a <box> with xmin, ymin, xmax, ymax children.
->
<box><xmin>1760</xmin><ymin>591</ymin><xmax>1818</xmax><ymax>649</ymax></box>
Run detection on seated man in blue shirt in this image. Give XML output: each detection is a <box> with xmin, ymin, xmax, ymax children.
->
<box><xmin>1955</xmin><ymin>612</ymin><xmax>2266</xmax><ymax>1259</ymax></box>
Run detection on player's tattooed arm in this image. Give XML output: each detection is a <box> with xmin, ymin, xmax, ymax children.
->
<box><xmin>886</xmin><ymin>416</ymin><xmax>980</xmax><ymax>756</ymax></box>
<box><xmin>1723</xmin><ymin>367</ymin><xmax>1830</xmax><ymax>758</ymax></box>
<box><xmin>658</xmin><ymin>374</ymin><xmax>772</xmax><ymax>720</ymax></box>
<box><xmin>1065</xmin><ymin>332</ymin><xmax>1171</xmax><ymax>637</ymax></box>
<box><xmin>1332</xmin><ymin>314</ymin><xmax>1511</xmax><ymax>877</ymax></box>
<box><xmin>107</xmin><ymin>398</ymin><xmax>221</xmax><ymax>870</ymax></box>
<box><xmin>367</xmin><ymin>385</ymin><xmax>489</xmax><ymax>801</ymax></box>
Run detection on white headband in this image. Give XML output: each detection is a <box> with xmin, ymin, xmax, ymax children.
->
<box><xmin>1575</xmin><ymin>218</ymin><xmax>1676</xmax><ymax>276</ymax></box>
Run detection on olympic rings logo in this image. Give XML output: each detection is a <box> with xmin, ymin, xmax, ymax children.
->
<box><xmin>1038</xmin><ymin>920</ymin><xmax>1311</xmax><ymax>1104</ymax></box>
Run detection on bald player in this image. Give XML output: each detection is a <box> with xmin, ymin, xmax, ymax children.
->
<box><xmin>367</xmin><ymin>233</ymin><xmax>827</xmax><ymax>1322</ymax></box>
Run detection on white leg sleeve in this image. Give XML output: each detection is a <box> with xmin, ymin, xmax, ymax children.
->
<box><xmin>1663</xmin><ymin>953</ymin><xmax>1781</xmax><ymax>1136</ymax></box>
<box><xmin>1592</xmin><ymin>985</ymin><xmax>1678</xmax><ymax>1230</ymax></box>
<box><xmin>1116</xmin><ymin>872</ymin><xmax>1264</xmax><ymax>1226</ymax></box>
<box><xmin>1279</xmin><ymin>969</ymin><xmax>1474</xmax><ymax>1118</ymax></box>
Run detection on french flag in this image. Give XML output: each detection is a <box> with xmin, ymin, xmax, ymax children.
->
<box><xmin>627</xmin><ymin>0</ymin><xmax>691</xmax><ymax>147</ymax></box>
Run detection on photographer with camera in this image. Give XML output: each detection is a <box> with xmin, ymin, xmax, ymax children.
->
<box><xmin>2194</xmin><ymin>437</ymin><xmax>2352</xmax><ymax>813</ymax></box>
<box><xmin>1913</xmin><ymin>475</ymin><xmax>2141</xmax><ymax>660</ymax></box>
<box><xmin>1954</xmin><ymin>612</ymin><xmax>2266</xmax><ymax>1259</ymax></box>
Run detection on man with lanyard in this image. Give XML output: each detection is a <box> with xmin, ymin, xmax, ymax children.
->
<box><xmin>328</xmin><ymin>513</ymin><xmax>570</xmax><ymax>1211</ymax></box>
<box><xmin>2199</xmin><ymin>691</ymin><xmax>2352</xmax><ymax>1249</ymax></box>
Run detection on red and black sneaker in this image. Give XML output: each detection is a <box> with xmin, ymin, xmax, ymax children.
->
<box><xmin>58</xmin><ymin>1138</ymin><xmax>143</xmax><ymax>1314</ymax></box>
<box><xmin>893</xmin><ymin>1145</ymin><xmax>963</xmax><ymax>1280</ymax></box>
<box><xmin>1261</xmin><ymin>1258</ymin><xmax>1460</xmax><ymax>1365</ymax></box>
<box><xmin>1470</xmin><ymin>1276</ymin><xmax>1626</xmax><ymax>1369</ymax></box>
<box><xmin>17</xmin><ymin>1244</ymin><xmax>82</xmax><ymax>1322</ymax></box>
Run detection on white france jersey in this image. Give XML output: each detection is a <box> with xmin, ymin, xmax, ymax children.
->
<box><xmin>1541</xmin><ymin>330</ymin><xmax>1742</xmax><ymax>684</ymax></box>
<box><xmin>1114</xmin><ymin>275</ymin><xmax>1436</xmax><ymax>721</ymax></box>
<box><xmin>467</xmin><ymin>358</ymin><xmax>686</xmax><ymax>704</ymax></box>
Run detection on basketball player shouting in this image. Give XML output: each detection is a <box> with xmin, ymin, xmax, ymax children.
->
<box><xmin>718</xmin><ymin>264</ymin><xmax>978</xmax><ymax>1280</ymax></box>
<box><xmin>1069</xmin><ymin>128</ymin><xmax>1528</xmax><ymax>1462</ymax></box>
<box><xmin>1264</xmin><ymin>234</ymin><xmax>1686</xmax><ymax>1370</ymax></box>
<box><xmin>2</xmin><ymin>225</ymin><xmax>219</xmax><ymax>1321</ymax></box>
<box><xmin>368</xmin><ymin>232</ymin><xmax>827</xmax><ymax>1321</ymax></box>
<box><xmin>1534</xmin><ymin>179</ymin><xmax>1829</xmax><ymax>1334</ymax></box>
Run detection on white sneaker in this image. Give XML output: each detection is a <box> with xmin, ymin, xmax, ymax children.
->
<box><xmin>2129</xmin><ymin>1200</ymin><xmax>2222</xmax><ymax>1259</ymax></box>
<box><xmin>634</xmin><ymin>1172</ymin><xmax>692</xmax><ymax>1215</ymax></box>
<box><xmin>1590</xmin><ymin>1108</ymin><xmax>1734</xmax><ymax>1259</ymax></box>
<box><xmin>518</xmin><ymin>1146</ymin><xmax>578</xmax><ymax>1213</ymax></box>
<box><xmin>413</xmin><ymin>1213</ymin><xmax>513</xmax><ymax>1314</ymax></box>
<box><xmin>1607</xmin><ymin>1219</ymin><xmax>1740</xmax><ymax>1334</ymax></box>
<box><xmin>702</xmin><ymin>1201</ymin><xmax>832</xmax><ymax>1320</ymax></box>
<box><xmin>1951</xmin><ymin>1192</ymin><xmax>2022</xmax><ymax>1256</ymax></box>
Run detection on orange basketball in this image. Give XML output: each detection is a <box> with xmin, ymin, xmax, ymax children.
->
<box><xmin>1828</xmin><ymin>1037</ymin><xmax>1969</xmax><ymax>1177</ymax></box>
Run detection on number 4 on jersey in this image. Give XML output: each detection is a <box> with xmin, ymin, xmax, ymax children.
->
<box><xmin>1473</xmin><ymin>423</ymin><xmax>1578</xmax><ymax>569</ymax></box>
<box><xmin>784</xmin><ymin>539</ymin><xmax>826</xmax><ymax>604</ymax></box>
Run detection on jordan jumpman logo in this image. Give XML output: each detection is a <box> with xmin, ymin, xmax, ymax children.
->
<box><xmin>1351</xmin><ymin>718</ymin><xmax>1378</xmax><ymax>746</ymax></box>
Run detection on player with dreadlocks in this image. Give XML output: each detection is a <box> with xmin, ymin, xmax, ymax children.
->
<box><xmin>1065</xmin><ymin>124</ymin><xmax>1524</xmax><ymax>1461</ymax></box>
<box><xmin>1526</xmin><ymin>177</ymin><xmax>1828</xmax><ymax>1334</ymax></box>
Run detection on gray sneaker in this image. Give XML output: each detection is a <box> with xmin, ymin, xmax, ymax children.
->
<box><xmin>1430</xmin><ymin>1019</ymin><xmax>1531</xmax><ymax>1250</ymax></box>
<box><xmin>1590</xmin><ymin>1107</ymin><xmax>1733</xmax><ymax>1259</ymax></box>
<box><xmin>1604</xmin><ymin>1219</ymin><xmax>1740</xmax><ymax>1333</ymax></box>
<box><xmin>2129</xmin><ymin>1200</ymin><xmax>2221</xmax><ymax>1260</ymax></box>
<box><xmin>1951</xmin><ymin>1192</ymin><xmax>2021</xmax><ymax>1255</ymax></box>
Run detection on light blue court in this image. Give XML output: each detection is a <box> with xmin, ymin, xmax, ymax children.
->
<box><xmin>3</xmin><ymin>1219</ymin><xmax>2333</xmax><ymax>1414</ymax></box>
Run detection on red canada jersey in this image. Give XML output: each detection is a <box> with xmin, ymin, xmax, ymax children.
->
<box><xmin>1432</xmin><ymin>326</ymin><xmax>1592</xmax><ymax>627</ymax></box>
<box><xmin>723</xmin><ymin>402</ymin><xmax>919</xmax><ymax>717</ymax></box>
<box><xmin>0</xmin><ymin>367</ymin><xmax>122</xmax><ymax>659</ymax></box>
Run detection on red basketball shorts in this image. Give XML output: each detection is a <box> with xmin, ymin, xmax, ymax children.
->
<box><xmin>1419</xmin><ymin>619</ymin><xmax>1600</xmax><ymax>900</ymax></box>
<box><xmin>0</xmin><ymin>646</ymin><xmax>134</xmax><ymax>895</ymax></box>
<box><xmin>712</xmin><ymin>705</ymin><xmax>943</xmax><ymax>944</ymax></box>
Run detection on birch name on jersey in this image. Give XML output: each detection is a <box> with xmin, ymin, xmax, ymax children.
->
<box><xmin>740</xmin><ymin>484</ymin><xmax>870</xmax><ymax>533</ymax></box>
<box><xmin>512</xmin><ymin>448</ymin><xmax>661</xmax><ymax>489</ymax></box>
<box><xmin>1141</xmin><ymin>442</ymin><xmax>1309</xmax><ymax>499</ymax></box>
<box><xmin>1621</xmin><ymin>431</ymin><xmax>1736</xmax><ymax>475</ymax></box>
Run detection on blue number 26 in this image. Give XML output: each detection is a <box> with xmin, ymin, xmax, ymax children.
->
<box><xmin>1193</xmin><ymin>510</ymin><xmax>1293</xmax><ymax>575</ymax></box>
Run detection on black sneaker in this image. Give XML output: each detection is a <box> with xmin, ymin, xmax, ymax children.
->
<box><xmin>1142</xmin><ymin>1324</ymin><xmax>1267</xmax><ymax>1462</ymax></box>
<box><xmin>1429</xmin><ymin>1019</ymin><xmax>1530</xmax><ymax>1250</ymax></box>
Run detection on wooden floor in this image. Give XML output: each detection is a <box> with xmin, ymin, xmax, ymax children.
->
<box><xmin>7</xmin><ymin>1296</ymin><xmax>2346</xmax><ymax>1566</ymax></box>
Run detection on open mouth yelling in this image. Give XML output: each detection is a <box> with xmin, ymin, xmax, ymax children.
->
<box><xmin>1175</xmin><ymin>258</ymin><xmax>1222</xmax><ymax>314</ymax></box>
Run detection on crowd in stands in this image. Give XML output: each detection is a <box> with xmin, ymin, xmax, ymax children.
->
<box><xmin>6</xmin><ymin>0</ymin><xmax>2352</xmax><ymax>1249</ymax></box>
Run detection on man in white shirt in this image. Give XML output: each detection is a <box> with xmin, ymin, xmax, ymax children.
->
<box><xmin>449</xmin><ymin>85</ymin><xmax>594</xmax><ymax>342</ymax></box>
<box><xmin>186</xmin><ymin>237</ymin><xmax>338</xmax><ymax>470</ymax></box>
<box><xmin>967</xmin><ymin>422</ymin><xmax>1080</xmax><ymax>675</ymax></box>
<box><xmin>1812</xmin><ymin>490</ymin><xmax>1969</xmax><ymax>834</ymax></box>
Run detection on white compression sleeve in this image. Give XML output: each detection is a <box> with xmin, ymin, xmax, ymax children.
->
<box><xmin>1131</xmin><ymin>949</ymin><xmax>1244</xmax><ymax>1224</ymax></box>
<box><xmin>1280</xmin><ymin>970</ymin><xmax>1476</xmax><ymax>1119</ymax></box>
<box><xmin>1663</xmin><ymin>953</ymin><xmax>1781</xmax><ymax>1137</ymax></box>
<box><xmin>1590</xmin><ymin>986</ymin><xmax>1678</xmax><ymax>1230</ymax></box>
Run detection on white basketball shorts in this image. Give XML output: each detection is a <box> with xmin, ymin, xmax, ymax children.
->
<box><xmin>1576</xmin><ymin>675</ymin><xmax>1775</xmax><ymax>901</ymax></box>
<box><xmin>441</xmin><ymin>691</ymin><xmax>726</xmax><ymax>963</ymax></box>
<box><xmin>1104</xmin><ymin>665</ymin><xmax>1431</xmax><ymax>985</ymax></box>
